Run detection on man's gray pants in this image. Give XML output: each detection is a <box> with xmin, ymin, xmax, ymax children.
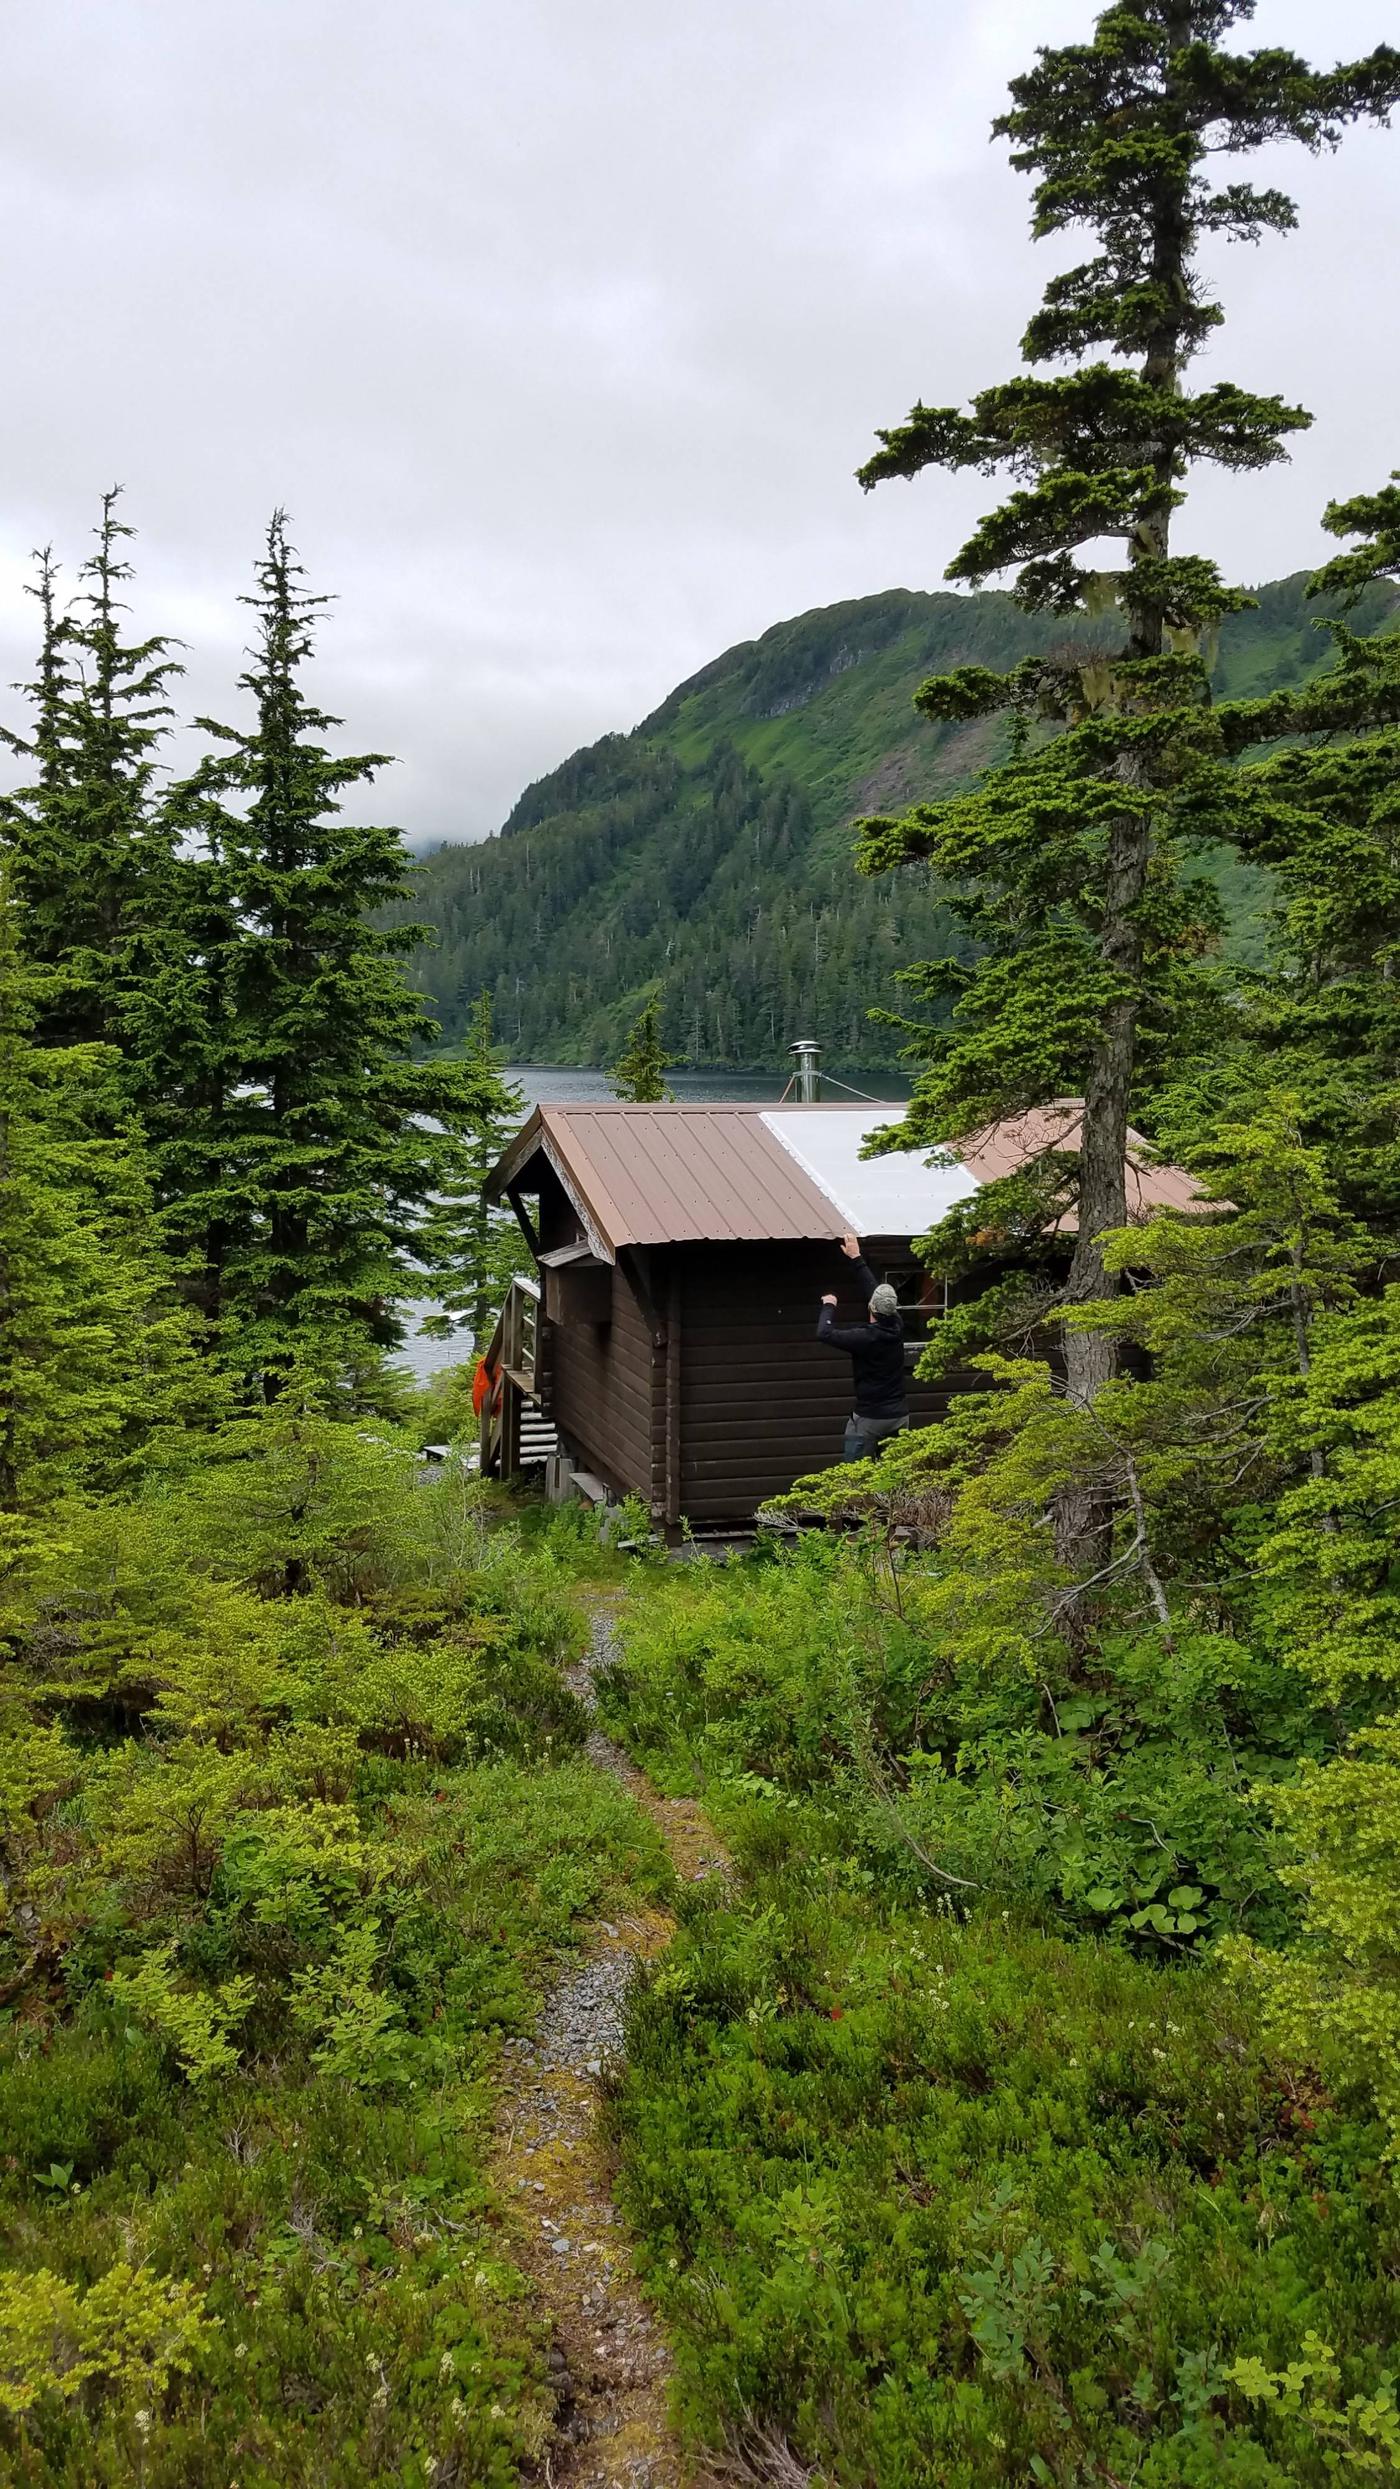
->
<box><xmin>841</xmin><ymin>1412</ymin><xmax>910</xmax><ymax>1464</ymax></box>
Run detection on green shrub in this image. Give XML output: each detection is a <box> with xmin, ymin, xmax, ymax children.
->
<box><xmin>598</xmin><ymin>1529</ymin><xmax>1400</xmax><ymax>2486</ymax></box>
<box><xmin>610</xmin><ymin>1872</ymin><xmax>1400</xmax><ymax>2488</ymax></box>
<box><xmin>0</xmin><ymin>2259</ymin><xmax>215</xmax><ymax>2420</ymax></box>
<box><xmin>0</xmin><ymin>1450</ymin><xmax>670</xmax><ymax>2483</ymax></box>
<box><xmin>598</xmin><ymin>1544</ymin><xmax>1316</xmax><ymax>1948</ymax></box>
<box><xmin>108</xmin><ymin>1944</ymin><xmax>255</xmax><ymax>2086</ymax></box>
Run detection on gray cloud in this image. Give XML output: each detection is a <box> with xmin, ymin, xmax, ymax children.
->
<box><xmin>2</xmin><ymin>0</ymin><xmax>1397</xmax><ymax>846</ymax></box>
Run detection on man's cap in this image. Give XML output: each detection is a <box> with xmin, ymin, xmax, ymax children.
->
<box><xmin>870</xmin><ymin>1283</ymin><xmax>899</xmax><ymax>1317</ymax></box>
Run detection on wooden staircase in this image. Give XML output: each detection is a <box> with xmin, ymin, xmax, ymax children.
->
<box><xmin>480</xmin><ymin>1276</ymin><xmax>559</xmax><ymax>1476</ymax></box>
<box><xmin>519</xmin><ymin>1407</ymin><xmax>560</xmax><ymax>1466</ymax></box>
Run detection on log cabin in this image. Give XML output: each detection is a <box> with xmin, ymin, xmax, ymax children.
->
<box><xmin>480</xmin><ymin>1094</ymin><xmax>1212</xmax><ymax>1535</ymax></box>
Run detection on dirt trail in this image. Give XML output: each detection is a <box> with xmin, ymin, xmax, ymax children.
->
<box><xmin>491</xmin><ymin>1596</ymin><xmax>727</xmax><ymax>2488</ymax></box>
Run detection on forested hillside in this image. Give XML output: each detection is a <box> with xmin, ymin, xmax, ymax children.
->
<box><xmin>406</xmin><ymin>572</ymin><xmax>1395</xmax><ymax>1067</ymax></box>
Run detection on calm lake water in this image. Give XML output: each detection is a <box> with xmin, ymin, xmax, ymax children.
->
<box><xmin>396</xmin><ymin>1062</ymin><xmax>913</xmax><ymax>1382</ymax></box>
<box><xmin>509</xmin><ymin>1064</ymin><xmax>910</xmax><ymax>1108</ymax></box>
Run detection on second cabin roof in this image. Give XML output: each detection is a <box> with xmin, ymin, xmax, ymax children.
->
<box><xmin>487</xmin><ymin>1099</ymin><xmax>1215</xmax><ymax>1257</ymax></box>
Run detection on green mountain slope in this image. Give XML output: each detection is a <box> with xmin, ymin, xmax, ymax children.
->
<box><xmin>405</xmin><ymin>573</ymin><xmax>1395</xmax><ymax>1069</ymax></box>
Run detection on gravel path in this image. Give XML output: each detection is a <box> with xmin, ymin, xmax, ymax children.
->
<box><xmin>490</xmin><ymin>1599</ymin><xmax>727</xmax><ymax>2489</ymax></box>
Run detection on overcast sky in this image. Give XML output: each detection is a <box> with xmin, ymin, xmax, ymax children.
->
<box><xmin>2</xmin><ymin>0</ymin><xmax>1397</xmax><ymax>847</ymax></box>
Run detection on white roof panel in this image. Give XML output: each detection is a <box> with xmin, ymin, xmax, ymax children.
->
<box><xmin>759</xmin><ymin>1107</ymin><xmax>978</xmax><ymax>1236</ymax></box>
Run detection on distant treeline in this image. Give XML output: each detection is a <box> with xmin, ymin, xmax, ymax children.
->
<box><xmin>397</xmin><ymin>573</ymin><xmax>1397</xmax><ymax>1069</ymax></box>
<box><xmin>405</xmin><ymin>738</ymin><xmax>963</xmax><ymax>1069</ymax></box>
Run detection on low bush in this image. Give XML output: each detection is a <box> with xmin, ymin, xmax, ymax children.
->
<box><xmin>610</xmin><ymin>1866</ymin><xmax>1399</xmax><ymax>2488</ymax></box>
<box><xmin>596</xmin><ymin>1539</ymin><xmax>1317</xmax><ymax>1950</ymax></box>
<box><xmin>0</xmin><ymin>1433</ymin><xmax>670</xmax><ymax>2485</ymax></box>
<box><xmin>598</xmin><ymin>1530</ymin><xmax>1400</xmax><ymax>2485</ymax></box>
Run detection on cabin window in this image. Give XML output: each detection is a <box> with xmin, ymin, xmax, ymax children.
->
<box><xmin>873</xmin><ymin>1263</ymin><xmax>942</xmax><ymax>1337</ymax></box>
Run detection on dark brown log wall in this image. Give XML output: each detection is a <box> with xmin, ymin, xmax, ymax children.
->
<box><xmin>674</xmin><ymin>1239</ymin><xmax>973</xmax><ymax>1523</ymax></box>
<box><xmin>539</xmin><ymin>1231</ymin><xmax>986</xmax><ymax>1526</ymax></box>
<box><xmin>548</xmin><ymin>1265</ymin><xmax>656</xmax><ymax>1503</ymax></box>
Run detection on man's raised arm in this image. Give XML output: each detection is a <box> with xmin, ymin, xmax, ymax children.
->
<box><xmin>841</xmin><ymin>1232</ymin><xmax>878</xmax><ymax>1304</ymax></box>
<box><xmin>819</xmin><ymin>1237</ymin><xmax>874</xmax><ymax>1348</ymax></box>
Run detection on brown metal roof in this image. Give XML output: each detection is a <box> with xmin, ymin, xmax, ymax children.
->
<box><xmin>488</xmin><ymin>1097</ymin><xmax>1217</xmax><ymax>1252</ymax></box>
<box><xmin>956</xmin><ymin>1100</ymin><xmax>1216</xmax><ymax>1226</ymax></box>
<box><xmin>491</xmin><ymin>1103</ymin><xmax>843</xmax><ymax>1248</ymax></box>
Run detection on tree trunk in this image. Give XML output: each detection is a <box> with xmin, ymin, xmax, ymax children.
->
<box><xmin>1061</xmin><ymin>783</ymin><xmax>1151</xmax><ymax>1410</ymax></box>
<box><xmin>1054</xmin><ymin>781</ymin><xmax>1152</xmax><ymax>1582</ymax></box>
<box><xmin>1060</xmin><ymin>36</ymin><xmax>1188</xmax><ymax>1420</ymax></box>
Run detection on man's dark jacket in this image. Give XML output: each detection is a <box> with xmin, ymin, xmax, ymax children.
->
<box><xmin>816</xmin><ymin>1258</ymin><xmax>907</xmax><ymax>1418</ymax></box>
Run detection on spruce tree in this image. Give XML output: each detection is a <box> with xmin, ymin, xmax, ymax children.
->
<box><xmin>190</xmin><ymin>513</ymin><xmax>511</xmax><ymax>1388</ymax></box>
<box><xmin>610</xmin><ymin>990</ymin><xmax>673</xmax><ymax>1102</ymax></box>
<box><xmin>0</xmin><ymin>493</ymin><xmax>182</xmax><ymax>1051</ymax></box>
<box><xmin>0</xmin><ymin>546</ymin><xmax>71</xmax><ymax>877</ymax></box>
<box><xmin>102</xmin><ymin>710</ymin><xmax>263</xmax><ymax>1341</ymax></box>
<box><xmin>0</xmin><ymin>505</ymin><xmax>242</xmax><ymax>1323</ymax></box>
<box><xmin>856</xmin><ymin>3</ymin><xmax>1400</xmax><ymax>1409</ymax></box>
<box><xmin>0</xmin><ymin>869</ymin><xmax>205</xmax><ymax>1549</ymax></box>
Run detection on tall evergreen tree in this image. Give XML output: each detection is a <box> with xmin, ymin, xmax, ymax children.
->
<box><xmin>0</xmin><ymin>869</ymin><xmax>205</xmax><ymax>1556</ymax></box>
<box><xmin>610</xmin><ymin>989</ymin><xmax>673</xmax><ymax>1102</ymax></box>
<box><xmin>0</xmin><ymin>492</ymin><xmax>182</xmax><ymax>1051</ymax></box>
<box><xmin>0</xmin><ymin>506</ymin><xmax>245</xmax><ymax>1327</ymax></box>
<box><xmin>190</xmin><ymin>513</ymin><xmax>510</xmax><ymax>1388</ymax></box>
<box><xmin>0</xmin><ymin>545</ymin><xmax>71</xmax><ymax>872</ymax></box>
<box><xmin>856</xmin><ymin>3</ymin><xmax>1399</xmax><ymax>1409</ymax></box>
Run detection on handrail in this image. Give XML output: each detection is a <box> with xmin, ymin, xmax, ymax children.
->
<box><xmin>503</xmin><ymin>1272</ymin><xmax>540</xmax><ymax>1391</ymax></box>
<box><xmin>481</xmin><ymin>1274</ymin><xmax>544</xmax><ymax>1476</ymax></box>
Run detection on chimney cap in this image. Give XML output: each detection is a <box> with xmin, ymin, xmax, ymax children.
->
<box><xmin>787</xmin><ymin>1037</ymin><xmax>822</xmax><ymax>1103</ymax></box>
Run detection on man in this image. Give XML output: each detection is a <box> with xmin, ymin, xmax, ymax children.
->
<box><xmin>817</xmin><ymin>1233</ymin><xmax>909</xmax><ymax>1463</ymax></box>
